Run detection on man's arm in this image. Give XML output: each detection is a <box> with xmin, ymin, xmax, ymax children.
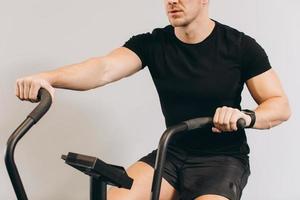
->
<box><xmin>15</xmin><ymin>47</ymin><xmax>142</xmax><ymax>101</ymax></box>
<box><xmin>212</xmin><ymin>69</ymin><xmax>291</xmax><ymax>132</ymax></box>
<box><xmin>245</xmin><ymin>68</ymin><xmax>291</xmax><ymax>129</ymax></box>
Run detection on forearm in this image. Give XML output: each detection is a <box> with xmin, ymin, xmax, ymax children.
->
<box><xmin>253</xmin><ymin>96</ymin><xmax>291</xmax><ymax>129</ymax></box>
<box><xmin>38</xmin><ymin>57</ymin><xmax>111</xmax><ymax>91</ymax></box>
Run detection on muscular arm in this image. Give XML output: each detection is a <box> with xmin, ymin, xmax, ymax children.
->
<box><xmin>41</xmin><ymin>47</ymin><xmax>141</xmax><ymax>90</ymax></box>
<box><xmin>213</xmin><ymin>69</ymin><xmax>291</xmax><ymax>132</ymax></box>
<box><xmin>16</xmin><ymin>47</ymin><xmax>142</xmax><ymax>100</ymax></box>
<box><xmin>246</xmin><ymin>69</ymin><xmax>291</xmax><ymax>129</ymax></box>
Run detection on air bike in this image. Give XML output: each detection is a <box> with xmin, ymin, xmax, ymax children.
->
<box><xmin>5</xmin><ymin>88</ymin><xmax>246</xmax><ymax>200</ymax></box>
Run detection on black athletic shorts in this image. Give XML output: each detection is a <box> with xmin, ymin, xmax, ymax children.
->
<box><xmin>139</xmin><ymin>146</ymin><xmax>250</xmax><ymax>200</ymax></box>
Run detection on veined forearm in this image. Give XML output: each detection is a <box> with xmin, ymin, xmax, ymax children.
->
<box><xmin>15</xmin><ymin>47</ymin><xmax>141</xmax><ymax>101</ymax></box>
<box><xmin>40</xmin><ymin>57</ymin><xmax>111</xmax><ymax>91</ymax></box>
<box><xmin>253</xmin><ymin>96</ymin><xmax>291</xmax><ymax>129</ymax></box>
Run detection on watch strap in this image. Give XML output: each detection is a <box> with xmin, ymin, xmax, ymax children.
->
<box><xmin>241</xmin><ymin>109</ymin><xmax>256</xmax><ymax>128</ymax></box>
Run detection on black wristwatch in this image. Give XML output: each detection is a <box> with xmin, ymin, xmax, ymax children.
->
<box><xmin>241</xmin><ymin>109</ymin><xmax>256</xmax><ymax>128</ymax></box>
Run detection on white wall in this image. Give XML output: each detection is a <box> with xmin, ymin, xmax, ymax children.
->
<box><xmin>0</xmin><ymin>0</ymin><xmax>299</xmax><ymax>199</ymax></box>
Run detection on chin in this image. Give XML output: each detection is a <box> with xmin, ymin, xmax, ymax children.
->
<box><xmin>169</xmin><ymin>20</ymin><xmax>189</xmax><ymax>27</ymax></box>
<box><xmin>168</xmin><ymin>17</ymin><xmax>184</xmax><ymax>25</ymax></box>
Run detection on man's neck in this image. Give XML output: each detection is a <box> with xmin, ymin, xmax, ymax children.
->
<box><xmin>174</xmin><ymin>17</ymin><xmax>215</xmax><ymax>44</ymax></box>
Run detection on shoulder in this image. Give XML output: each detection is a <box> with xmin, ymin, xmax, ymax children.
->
<box><xmin>215</xmin><ymin>20</ymin><xmax>255</xmax><ymax>45</ymax></box>
<box><xmin>128</xmin><ymin>25</ymin><xmax>172</xmax><ymax>44</ymax></box>
<box><xmin>129</xmin><ymin>25</ymin><xmax>171</xmax><ymax>38</ymax></box>
<box><xmin>216</xmin><ymin>21</ymin><xmax>243</xmax><ymax>35</ymax></box>
<box><xmin>152</xmin><ymin>25</ymin><xmax>172</xmax><ymax>36</ymax></box>
<box><xmin>215</xmin><ymin>20</ymin><xmax>264</xmax><ymax>54</ymax></box>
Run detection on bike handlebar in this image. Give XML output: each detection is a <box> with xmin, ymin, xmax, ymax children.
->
<box><xmin>183</xmin><ymin>117</ymin><xmax>246</xmax><ymax>131</ymax></box>
<box><xmin>5</xmin><ymin>88</ymin><xmax>52</xmax><ymax>200</ymax></box>
<box><xmin>150</xmin><ymin>117</ymin><xmax>246</xmax><ymax>200</ymax></box>
<box><xmin>5</xmin><ymin>88</ymin><xmax>247</xmax><ymax>200</ymax></box>
<box><xmin>28</xmin><ymin>88</ymin><xmax>52</xmax><ymax>123</ymax></box>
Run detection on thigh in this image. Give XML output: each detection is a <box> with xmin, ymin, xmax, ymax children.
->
<box><xmin>108</xmin><ymin>161</ymin><xmax>179</xmax><ymax>200</ymax></box>
<box><xmin>194</xmin><ymin>194</ymin><xmax>229</xmax><ymax>200</ymax></box>
<box><xmin>180</xmin><ymin>155</ymin><xmax>250</xmax><ymax>200</ymax></box>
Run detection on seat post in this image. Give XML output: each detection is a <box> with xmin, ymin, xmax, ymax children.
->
<box><xmin>90</xmin><ymin>177</ymin><xmax>107</xmax><ymax>200</ymax></box>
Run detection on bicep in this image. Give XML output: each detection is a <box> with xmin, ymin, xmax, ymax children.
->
<box><xmin>246</xmin><ymin>69</ymin><xmax>287</xmax><ymax>104</ymax></box>
<box><xmin>103</xmin><ymin>47</ymin><xmax>143</xmax><ymax>83</ymax></box>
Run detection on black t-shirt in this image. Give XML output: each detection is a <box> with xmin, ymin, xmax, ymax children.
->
<box><xmin>123</xmin><ymin>20</ymin><xmax>271</xmax><ymax>161</ymax></box>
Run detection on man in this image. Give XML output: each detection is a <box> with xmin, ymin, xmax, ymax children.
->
<box><xmin>16</xmin><ymin>0</ymin><xmax>291</xmax><ymax>199</ymax></box>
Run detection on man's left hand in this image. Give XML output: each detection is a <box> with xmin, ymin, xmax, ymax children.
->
<box><xmin>212</xmin><ymin>106</ymin><xmax>251</xmax><ymax>133</ymax></box>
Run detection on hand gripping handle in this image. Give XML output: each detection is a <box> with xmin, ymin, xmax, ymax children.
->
<box><xmin>183</xmin><ymin>117</ymin><xmax>246</xmax><ymax>131</ymax></box>
<box><xmin>28</xmin><ymin>88</ymin><xmax>52</xmax><ymax>123</ymax></box>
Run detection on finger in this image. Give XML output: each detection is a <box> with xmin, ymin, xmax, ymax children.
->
<box><xmin>15</xmin><ymin>80</ymin><xmax>20</xmax><ymax>98</ymax></box>
<box><xmin>223</xmin><ymin>108</ymin><xmax>234</xmax><ymax>131</ymax></box>
<box><xmin>230</xmin><ymin>109</ymin><xmax>241</xmax><ymax>131</ymax></box>
<box><xmin>213</xmin><ymin>107</ymin><xmax>221</xmax><ymax>127</ymax></box>
<box><xmin>23</xmin><ymin>80</ymin><xmax>30</xmax><ymax>100</ymax></box>
<box><xmin>212</xmin><ymin>127</ymin><xmax>222</xmax><ymax>133</ymax></box>
<box><xmin>218</xmin><ymin>106</ymin><xmax>227</xmax><ymax>130</ymax></box>
<box><xmin>19</xmin><ymin>80</ymin><xmax>24</xmax><ymax>100</ymax></box>
<box><xmin>29</xmin><ymin>82</ymin><xmax>40</xmax><ymax>102</ymax></box>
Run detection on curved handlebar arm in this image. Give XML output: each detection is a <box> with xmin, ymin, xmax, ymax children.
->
<box><xmin>150</xmin><ymin>117</ymin><xmax>246</xmax><ymax>200</ymax></box>
<box><xmin>28</xmin><ymin>88</ymin><xmax>52</xmax><ymax>123</ymax></box>
<box><xmin>5</xmin><ymin>88</ymin><xmax>52</xmax><ymax>200</ymax></box>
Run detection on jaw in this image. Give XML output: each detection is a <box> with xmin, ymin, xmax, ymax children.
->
<box><xmin>167</xmin><ymin>11</ymin><xmax>191</xmax><ymax>27</ymax></box>
<box><xmin>167</xmin><ymin>10</ymin><xmax>209</xmax><ymax>28</ymax></box>
<box><xmin>169</xmin><ymin>18</ymin><xmax>189</xmax><ymax>27</ymax></box>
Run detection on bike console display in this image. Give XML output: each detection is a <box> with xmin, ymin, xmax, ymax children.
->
<box><xmin>62</xmin><ymin>152</ymin><xmax>133</xmax><ymax>189</ymax></box>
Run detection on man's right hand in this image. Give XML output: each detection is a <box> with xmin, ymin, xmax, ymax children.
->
<box><xmin>15</xmin><ymin>74</ymin><xmax>55</xmax><ymax>102</ymax></box>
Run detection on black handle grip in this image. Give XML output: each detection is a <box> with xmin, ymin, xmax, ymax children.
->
<box><xmin>183</xmin><ymin>117</ymin><xmax>246</xmax><ymax>131</ymax></box>
<box><xmin>183</xmin><ymin>117</ymin><xmax>212</xmax><ymax>130</ymax></box>
<box><xmin>237</xmin><ymin>118</ymin><xmax>246</xmax><ymax>129</ymax></box>
<box><xmin>28</xmin><ymin>88</ymin><xmax>52</xmax><ymax>123</ymax></box>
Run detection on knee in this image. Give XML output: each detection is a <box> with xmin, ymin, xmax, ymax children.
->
<box><xmin>107</xmin><ymin>187</ymin><xmax>134</xmax><ymax>200</ymax></box>
<box><xmin>194</xmin><ymin>194</ymin><xmax>229</xmax><ymax>200</ymax></box>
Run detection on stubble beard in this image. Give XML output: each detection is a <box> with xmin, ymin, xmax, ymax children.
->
<box><xmin>168</xmin><ymin>17</ymin><xmax>190</xmax><ymax>27</ymax></box>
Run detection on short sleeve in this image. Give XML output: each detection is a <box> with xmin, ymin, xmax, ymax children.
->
<box><xmin>123</xmin><ymin>33</ymin><xmax>153</xmax><ymax>69</ymax></box>
<box><xmin>240</xmin><ymin>34</ymin><xmax>271</xmax><ymax>81</ymax></box>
